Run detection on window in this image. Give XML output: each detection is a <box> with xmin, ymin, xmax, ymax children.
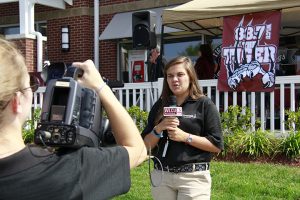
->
<box><xmin>117</xmin><ymin>36</ymin><xmax>204</xmax><ymax>82</ymax></box>
<box><xmin>0</xmin><ymin>22</ymin><xmax>47</xmax><ymax>36</ymax></box>
<box><xmin>0</xmin><ymin>26</ymin><xmax>19</xmax><ymax>35</ymax></box>
<box><xmin>163</xmin><ymin>36</ymin><xmax>202</xmax><ymax>62</ymax></box>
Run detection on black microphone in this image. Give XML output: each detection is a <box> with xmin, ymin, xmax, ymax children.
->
<box><xmin>163</xmin><ymin>95</ymin><xmax>182</xmax><ymax>117</ymax></box>
<box><xmin>169</xmin><ymin>95</ymin><xmax>177</xmax><ymax>107</ymax></box>
<box><xmin>162</xmin><ymin>96</ymin><xmax>182</xmax><ymax>158</ymax></box>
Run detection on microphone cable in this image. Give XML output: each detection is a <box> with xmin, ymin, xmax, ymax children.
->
<box><xmin>147</xmin><ymin>145</ymin><xmax>164</xmax><ymax>187</ymax></box>
<box><xmin>39</xmin><ymin>134</ymin><xmax>48</xmax><ymax>148</ymax></box>
<box><xmin>38</xmin><ymin>131</ymin><xmax>51</xmax><ymax>148</ymax></box>
<box><xmin>28</xmin><ymin>131</ymin><xmax>55</xmax><ymax>158</ymax></box>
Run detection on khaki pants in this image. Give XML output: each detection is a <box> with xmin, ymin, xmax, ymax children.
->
<box><xmin>151</xmin><ymin>169</ymin><xmax>211</xmax><ymax>200</ymax></box>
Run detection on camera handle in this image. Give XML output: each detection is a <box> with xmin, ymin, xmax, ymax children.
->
<box><xmin>74</xmin><ymin>68</ymin><xmax>84</xmax><ymax>80</ymax></box>
<box><xmin>64</xmin><ymin>66</ymin><xmax>84</xmax><ymax>80</ymax></box>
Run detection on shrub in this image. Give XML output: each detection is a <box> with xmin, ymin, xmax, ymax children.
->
<box><xmin>221</xmin><ymin>105</ymin><xmax>253</xmax><ymax>135</ymax></box>
<box><xmin>127</xmin><ymin>106</ymin><xmax>149</xmax><ymax>132</ymax></box>
<box><xmin>279</xmin><ymin>131</ymin><xmax>300</xmax><ymax>159</ymax></box>
<box><xmin>220</xmin><ymin>105</ymin><xmax>276</xmax><ymax>159</ymax></box>
<box><xmin>231</xmin><ymin>129</ymin><xmax>275</xmax><ymax>158</ymax></box>
<box><xmin>220</xmin><ymin>132</ymin><xmax>236</xmax><ymax>157</ymax></box>
<box><xmin>279</xmin><ymin>108</ymin><xmax>300</xmax><ymax>159</ymax></box>
<box><xmin>285</xmin><ymin>108</ymin><xmax>300</xmax><ymax>131</ymax></box>
<box><xmin>22</xmin><ymin>108</ymin><xmax>41</xmax><ymax>144</ymax></box>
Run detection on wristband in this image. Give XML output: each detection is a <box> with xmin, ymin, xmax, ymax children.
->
<box><xmin>96</xmin><ymin>82</ymin><xmax>106</xmax><ymax>94</ymax></box>
<box><xmin>151</xmin><ymin>128</ymin><xmax>163</xmax><ymax>138</ymax></box>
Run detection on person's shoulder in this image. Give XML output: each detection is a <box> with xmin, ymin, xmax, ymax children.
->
<box><xmin>195</xmin><ymin>95</ymin><xmax>215</xmax><ymax>105</ymax></box>
<box><xmin>152</xmin><ymin>98</ymin><xmax>162</xmax><ymax>108</ymax></box>
<box><xmin>28</xmin><ymin>145</ymin><xmax>55</xmax><ymax>156</ymax></box>
<box><xmin>71</xmin><ymin>146</ymin><xmax>129</xmax><ymax>165</ymax></box>
<box><xmin>196</xmin><ymin>95</ymin><xmax>209</xmax><ymax>101</ymax></box>
<box><xmin>79</xmin><ymin>146</ymin><xmax>126</xmax><ymax>154</ymax></box>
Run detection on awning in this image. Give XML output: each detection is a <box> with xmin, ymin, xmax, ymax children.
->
<box><xmin>0</xmin><ymin>0</ymin><xmax>72</xmax><ymax>9</ymax></box>
<box><xmin>162</xmin><ymin>0</ymin><xmax>300</xmax><ymax>37</ymax></box>
<box><xmin>99</xmin><ymin>6</ymin><xmax>180</xmax><ymax>40</ymax></box>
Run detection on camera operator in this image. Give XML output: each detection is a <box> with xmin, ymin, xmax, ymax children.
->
<box><xmin>0</xmin><ymin>38</ymin><xmax>147</xmax><ymax>200</ymax></box>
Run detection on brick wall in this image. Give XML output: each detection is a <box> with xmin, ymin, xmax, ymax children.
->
<box><xmin>11</xmin><ymin>39</ymin><xmax>35</xmax><ymax>72</ymax></box>
<box><xmin>0</xmin><ymin>2</ymin><xmax>18</xmax><ymax>17</ymax></box>
<box><xmin>99</xmin><ymin>12</ymin><xmax>117</xmax><ymax>78</ymax></box>
<box><xmin>47</xmin><ymin>16</ymin><xmax>94</xmax><ymax>65</ymax></box>
<box><xmin>0</xmin><ymin>0</ymin><xmax>185</xmax><ymax>79</ymax></box>
<box><xmin>9</xmin><ymin>38</ymin><xmax>47</xmax><ymax>73</ymax></box>
<box><xmin>98</xmin><ymin>0</ymin><xmax>136</xmax><ymax>79</ymax></box>
<box><xmin>100</xmin><ymin>0</ymin><xmax>136</xmax><ymax>6</ymax></box>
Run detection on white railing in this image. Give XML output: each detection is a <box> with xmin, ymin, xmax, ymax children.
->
<box><xmin>112</xmin><ymin>76</ymin><xmax>300</xmax><ymax>133</ymax></box>
<box><xmin>197</xmin><ymin>76</ymin><xmax>300</xmax><ymax>133</ymax></box>
<box><xmin>112</xmin><ymin>80</ymin><xmax>162</xmax><ymax>112</ymax></box>
<box><xmin>32</xmin><ymin>75</ymin><xmax>300</xmax><ymax>133</ymax></box>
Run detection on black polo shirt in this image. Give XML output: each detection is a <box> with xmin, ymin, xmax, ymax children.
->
<box><xmin>0</xmin><ymin>145</ymin><xmax>130</xmax><ymax>200</ymax></box>
<box><xmin>142</xmin><ymin>96</ymin><xmax>223</xmax><ymax>167</ymax></box>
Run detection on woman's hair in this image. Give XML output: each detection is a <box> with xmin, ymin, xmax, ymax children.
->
<box><xmin>199</xmin><ymin>44</ymin><xmax>215</xmax><ymax>65</ymax></box>
<box><xmin>0</xmin><ymin>38</ymin><xmax>28</xmax><ymax>121</ymax></box>
<box><xmin>154</xmin><ymin>56</ymin><xmax>203</xmax><ymax>124</ymax></box>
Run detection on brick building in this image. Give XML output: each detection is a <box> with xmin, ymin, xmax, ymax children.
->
<box><xmin>0</xmin><ymin>0</ymin><xmax>191</xmax><ymax>82</ymax></box>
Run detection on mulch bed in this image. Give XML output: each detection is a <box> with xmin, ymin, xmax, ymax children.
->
<box><xmin>213</xmin><ymin>153</ymin><xmax>300</xmax><ymax>167</ymax></box>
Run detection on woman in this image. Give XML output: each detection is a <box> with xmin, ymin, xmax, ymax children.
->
<box><xmin>0</xmin><ymin>38</ymin><xmax>147</xmax><ymax>200</ymax></box>
<box><xmin>142</xmin><ymin>56</ymin><xmax>223</xmax><ymax>200</ymax></box>
<box><xmin>194</xmin><ymin>44</ymin><xmax>218</xmax><ymax>80</ymax></box>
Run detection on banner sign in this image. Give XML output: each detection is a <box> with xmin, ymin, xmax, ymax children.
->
<box><xmin>218</xmin><ymin>11</ymin><xmax>281</xmax><ymax>92</ymax></box>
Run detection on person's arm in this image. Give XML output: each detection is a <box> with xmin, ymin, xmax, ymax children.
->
<box><xmin>143</xmin><ymin>117</ymin><xmax>179</xmax><ymax>150</ymax></box>
<box><xmin>167</xmin><ymin>127</ymin><xmax>222</xmax><ymax>153</ymax></box>
<box><xmin>72</xmin><ymin>60</ymin><xmax>147</xmax><ymax>168</ymax></box>
<box><xmin>143</xmin><ymin>132</ymin><xmax>160</xmax><ymax>151</ymax></box>
<box><xmin>167</xmin><ymin>100</ymin><xmax>223</xmax><ymax>153</ymax></box>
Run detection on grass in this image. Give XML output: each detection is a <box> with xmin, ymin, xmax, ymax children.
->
<box><xmin>113</xmin><ymin>161</ymin><xmax>300</xmax><ymax>200</ymax></box>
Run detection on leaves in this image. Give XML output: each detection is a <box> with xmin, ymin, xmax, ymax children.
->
<box><xmin>127</xmin><ymin>106</ymin><xmax>149</xmax><ymax>132</ymax></box>
<box><xmin>285</xmin><ymin>108</ymin><xmax>300</xmax><ymax>131</ymax></box>
<box><xmin>220</xmin><ymin>105</ymin><xmax>300</xmax><ymax>160</ymax></box>
<box><xmin>22</xmin><ymin>108</ymin><xmax>41</xmax><ymax>144</ymax></box>
<box><xmin>279</xmin><ymin>131</ymin><xmax>300</xmax><ymax>159</ymax></box>
<box><xmin>221</xmin><ymin>105</ymin><xmax>253</xmax><ymax>134</ymax></box>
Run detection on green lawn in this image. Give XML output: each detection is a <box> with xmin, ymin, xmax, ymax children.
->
<box><xmin>114</xmin><ymin>161</ymin><xmax>300</xmax><ymax>200</ymax></box>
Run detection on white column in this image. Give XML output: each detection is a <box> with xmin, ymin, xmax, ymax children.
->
<box><xmin>19</xmin><ymin>0</ymin><xmax>31</xmax><ymax>35</ymax></box>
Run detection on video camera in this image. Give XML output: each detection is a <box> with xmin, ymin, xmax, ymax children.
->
<box><xmin>34</xmin><ymin>63</ymin><xmax>123</xmax><ymax>148</ymax></box>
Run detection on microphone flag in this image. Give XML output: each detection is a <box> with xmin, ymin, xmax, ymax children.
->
<box><xmin>163</xmin><ymin>95</ymin><xmax>182</xmax><ymax>117</ymax></box>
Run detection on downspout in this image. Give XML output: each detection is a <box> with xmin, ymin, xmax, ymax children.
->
<box><xmin>31</xmin><ymin>31</ymin><xmax>43</xmax><ymax>72</ymax></box>
<box><xmin>94</xmin><ymin>0</ymin><xmax>99</xmax><ymax>70</ymax></box>
<box><xmin>28</xmin><ymin>1</ymin><xmax>43</xmax><ymax>72</ymax></box>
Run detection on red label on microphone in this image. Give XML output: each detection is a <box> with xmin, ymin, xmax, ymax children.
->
<box><xmin>163</xmin><ymin>107</ymin><xmax>183</xmax><ymax>117</ymax></box>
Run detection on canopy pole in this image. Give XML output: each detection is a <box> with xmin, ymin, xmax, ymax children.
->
<box><xmin>160</xmin><ymin>24</ymin><xmax>165</xmax><ymax>57</ymax></box>
<box><xmin>94</xmin><ymin>0</ymin><xmax>99</xmax><ymax>70</ymax></box>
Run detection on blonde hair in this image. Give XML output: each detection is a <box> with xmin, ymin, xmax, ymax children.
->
<box><xmin>0</xmin><ymin>38</ymin><xmax>28</xmax><ymax>121</ymax></box>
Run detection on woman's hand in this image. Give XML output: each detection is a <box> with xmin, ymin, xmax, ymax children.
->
<box><xmin>155</xmin><ymin>117</ymin><xmax>179</xmax><ymax>133</ymax></box>
<box><xmin>167</xmin><ymin>127</ymin><xmax>189</xmax><ymax>143</ymax></box>
<box><xmin>72</xmin><ymin>60</ymin><xmax>104</xmax><ymax>91</ymax></box>
<box><xmin>156</xmin><ymin>117</ymin><xmax>189</xmax><ymax>142</ymax></box>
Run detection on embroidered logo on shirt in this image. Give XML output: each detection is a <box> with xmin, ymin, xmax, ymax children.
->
<box><xmin>182</xmin><ymin>114</ymin><xmax>197</xmax><ymax>118</ymax></box>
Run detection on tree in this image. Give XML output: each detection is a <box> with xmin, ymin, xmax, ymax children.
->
<box><xmin>178</xmin><ymin>43</ymin><xmax>200</xmax><ymax>56</ymax></box>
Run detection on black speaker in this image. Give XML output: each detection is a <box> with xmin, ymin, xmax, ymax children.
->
<box><xmin>132</xmin><ymin>11</ymin><xmax>157</xmax><ymax>49</ymax></box>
